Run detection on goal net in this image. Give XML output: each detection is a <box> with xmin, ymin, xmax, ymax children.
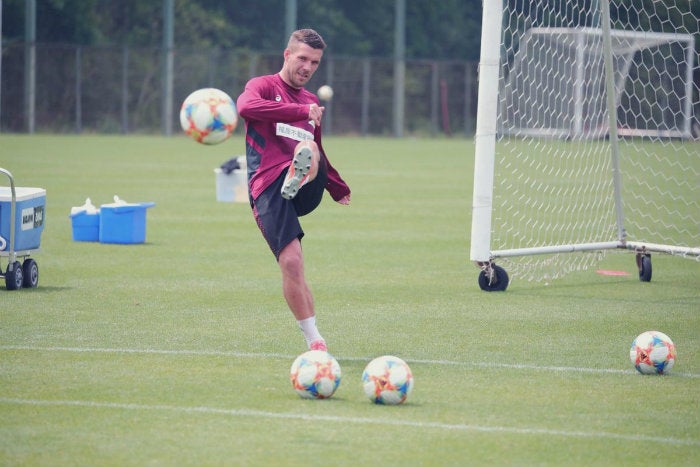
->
<box><xmin>470</xmin><ymin>1</ymin><xmax>700</xmax><ymax>289</ymax></box>
<box><xmin>502</xmin><ymin>28</ymin><xmax>694</xmax><ymax>140</ymax></box>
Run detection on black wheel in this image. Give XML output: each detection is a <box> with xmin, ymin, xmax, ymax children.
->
<box><xmin>5</xmin><ymin>261</ymin><xmax>23</xmax><ymax>290</ymax></box>
<box><xmin>478</xmin><ymin>264</ymin><xmax>509</xmax><ymax>292</ymax></box>
<box><xmin>22</xmin><ymin>259</ymin><xmax>39</xmax><ymax>288</ymax></box>
<box><xmin>638</xmin><ymin>254</ymin><xmax>652</xmax><ymax>282</ymax></box>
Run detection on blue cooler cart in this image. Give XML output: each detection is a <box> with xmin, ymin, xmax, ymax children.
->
<box><xmin>0</xmin><ymin>168</ymin><xmax>45</xmax><ymax>290</ymax></box>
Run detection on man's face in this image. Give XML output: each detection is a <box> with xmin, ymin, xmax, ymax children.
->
<box><xmin>281</xmin><ymin>42</ymin><xmax>323</xmax><ymax>89</ymax></box>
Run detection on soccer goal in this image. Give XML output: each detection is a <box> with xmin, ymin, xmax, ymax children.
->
<box><xmin>470</xmin><ymin>0</ymin><xmax>700</xmax><ymax>291</ymax></box>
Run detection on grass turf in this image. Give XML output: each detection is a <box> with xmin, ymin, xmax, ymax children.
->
<box><xmin>0</xmin><ymin>134</ymin><xmax>698</xmax><ymax>466</ymax></box>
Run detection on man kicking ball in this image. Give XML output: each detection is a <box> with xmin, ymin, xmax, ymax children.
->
<box><xmin>236</xmin><ymin>28</ymin><xmax>351</xmax><ymax>351</ymax></box>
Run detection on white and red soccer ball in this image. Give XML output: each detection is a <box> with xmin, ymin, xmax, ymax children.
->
<box><xmin>630</xmin><ymin>330</ymin><xmax>676</xmax><ymax>375</ymax></box>
<box><xmin>362</xmin><ymin>355</ymin><xmax>414</xmax><ymax>405</ymax></box>
<box><xmin>180</xmin><ymin>88</ymin><xmax>238</xmax><ymax>145</ymax></box>
<box><xmin>290</xmin><ymin>350</ymin><xmax>342</xmax><ymax>399</ymax></box>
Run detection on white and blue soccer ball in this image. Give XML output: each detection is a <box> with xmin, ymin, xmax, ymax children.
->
<box><xmin>630</xmin><ymin>330</ymin><xmax>676</xmax><ymax>375</ymax></box>
<box><xmin>362</xmin><ymin>355</ymin><xmax>414</xmax><ymax>405</ymax></box>
<box><xmin>290</xmin><ymin>350</ymin><xmax>341</xmax><ymax>399</ymax></box>
<box><xmin>179</xmin><ymin>88</ymin><xmax>238</xmax><ymax>145</ymax></box>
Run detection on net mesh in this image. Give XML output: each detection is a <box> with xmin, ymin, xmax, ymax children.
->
<box><xmin>490</xmin><ymin>1</ymin><xmax>699</xmax><ymax>282</ymax></box>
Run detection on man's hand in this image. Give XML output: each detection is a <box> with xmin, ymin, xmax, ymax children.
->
<box><xmin>337</xmin><ymin>194</ymin><xmax>351</xmax><ymax>205</ymax></box>
<box><xmin>308</xmin><ymin>103</ymin><xmax>325</xmax><ymax>126</ymax></box>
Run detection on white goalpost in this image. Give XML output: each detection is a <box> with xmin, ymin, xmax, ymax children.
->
<box><xmin>471</xmin><ymin>0</ymin><xmax>700</xmax><ymax>291</ymax></box>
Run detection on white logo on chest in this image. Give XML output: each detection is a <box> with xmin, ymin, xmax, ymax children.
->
<box><xmin>276</xmin><ymin>123</ymin><xmax>313</xmax><ymax>142</ymax></box>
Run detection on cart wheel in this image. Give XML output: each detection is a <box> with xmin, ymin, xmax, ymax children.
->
<box><xmin>5</xmin><ymin>261</ymin><xmax>23</xmax><ymax>290</ymax></box>
<box><xmin>22</xmin><ymin>259</ymin><xmax>39</xmax><ymax>288</ymax></box>
<box><xmin>637</xmin><ymin>253</ymin><xmax>652</xmax><ymax>282</ymax></box>
<box><xmin>478</xmin><ymin>264</ymin><xmax>509</xmax><ymax>292</ymax></box>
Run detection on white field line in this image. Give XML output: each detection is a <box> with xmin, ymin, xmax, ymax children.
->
<box><xmin>0</xmin><ymin>396</ymin><xmax>698</xmax><ymax>447</ymax></box>
<box><xmin>1</xmin><ymin>344</ymin><xmax>699</xmax><ymax>378</ymax></box>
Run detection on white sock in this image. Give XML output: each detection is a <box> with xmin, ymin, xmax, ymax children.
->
<box><xmin>297</xmin><ymin>316</ymin><xmax>323</xmax><ymax>346</ymax></box>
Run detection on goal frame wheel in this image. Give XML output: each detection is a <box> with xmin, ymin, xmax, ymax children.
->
<box><xmin>477</xmin><ymin>261</ymin><xmax>509</xmax><ymax>292</ymax></box>
<box><xmin>636</xmin><ymin>253</ymin><xmax>652</xmax><ymax>282</ymax></box>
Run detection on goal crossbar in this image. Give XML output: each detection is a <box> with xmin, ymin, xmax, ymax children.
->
<box><xmin>528</xmin><ymin>27</ymin><xmax>694</xmax><ymax>52</ymax></box>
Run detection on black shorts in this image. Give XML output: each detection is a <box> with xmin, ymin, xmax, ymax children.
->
<box><xmin>252</xmin><ymin>161</ymin><xmax>328</xmax><ymax>259</ymax></box>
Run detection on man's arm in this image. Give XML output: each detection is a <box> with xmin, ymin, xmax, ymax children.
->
<box><xmin>237</xmin><ymin>78</ymin><xmax>310</xmax><ymax>123</ymax></box>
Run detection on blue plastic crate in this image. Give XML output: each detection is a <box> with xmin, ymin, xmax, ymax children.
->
<box><xmin>99</xmin><ymin>202</ymin><xmax>155</xmax><ymax>244</ymax></box>
<box><xmin>70</xmin><ymin>211</ymin><xmax>100</xmax><ymax>242</ymax></box>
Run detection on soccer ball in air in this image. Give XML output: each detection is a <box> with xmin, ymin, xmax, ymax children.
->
<box><xmin>362</xmin><ymin>355</ymin><xmax>414</xmax><ymax>405</ymax></box>
<box><xmin>317</xmin><ymin>85</ymin><xmax>333</xmax><ymax>101</ymax></box>
<box><xmin>179</xmin><ymin>88</ymin><xmax>238</xmax><ymax>144</ymax></box>
<box><xmin>630</xmin><ymin>331</ymin><xmax>676</xmax><ymax>375</ymax></box>
<box><xmin>290</xmin><ymin>350</ymin><xmax>341</xmax><ymax>399</ymax></box>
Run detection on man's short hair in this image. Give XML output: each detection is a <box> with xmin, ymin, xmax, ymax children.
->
<box><xmin>288</xmin><ymin>28</ymin><xmax>326</xmax><ymax>50</ymax></box>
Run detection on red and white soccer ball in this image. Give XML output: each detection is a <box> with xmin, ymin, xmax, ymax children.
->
<box><xmin>630</xmin><ymin>330</ymin><xmax>676</xmax><ymax>375</ymax></box>
<box><xmin>179</xmin><ymin>88</ymin><xmax>238</xmax><ymax>145</ymax></box>
<box><xmin>290</xmin><ymin>350</ymin><xmax>342</xmax><ymax>399</ymax></box>
<box><xmin>362</xmin><ymin>355</ymin><xmax>414</xmax><ymax>405</ymax></box>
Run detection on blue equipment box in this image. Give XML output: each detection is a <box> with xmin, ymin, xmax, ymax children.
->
<box><xmin>0</xmin><ymin>187</ymin><xmax>46</xmax><ymax>252</ymax></box>
<box><xmin>70</xmin><ymin>211</ymin><xmax>100</xmax><ymax>242</ymax></box>
<box><xmin>99</xmin><ymin>202</ymin><xmax>155</xmax><ymax>244</ymax></box>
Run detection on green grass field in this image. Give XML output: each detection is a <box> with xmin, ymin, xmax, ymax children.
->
<box><xmin>1</xmin><ymin>134</ymin><xmax>698</xmax><ymax>466</ymax></box>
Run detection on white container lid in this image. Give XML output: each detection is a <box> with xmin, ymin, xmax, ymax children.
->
<box><xmin>0</xmin><ymin>187</ymin><xmax>46</xmax><ymax>202</ymax></box>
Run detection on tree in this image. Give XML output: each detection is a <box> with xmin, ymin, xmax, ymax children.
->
<box><xmin>3</xmin><ymin>0</ymin><xmax>99</xmax><ymax>44</ymax></box>
<box><xmin>2</xmin><ymin>0</ymin><xmax>486</xmax><ymax>60</ymax></box>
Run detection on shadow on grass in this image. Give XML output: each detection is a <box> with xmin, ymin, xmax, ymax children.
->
<box><xmin>2</xmin><ymin>285</ymin><xmax>73</xmax><ymax>293</ymax></box>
